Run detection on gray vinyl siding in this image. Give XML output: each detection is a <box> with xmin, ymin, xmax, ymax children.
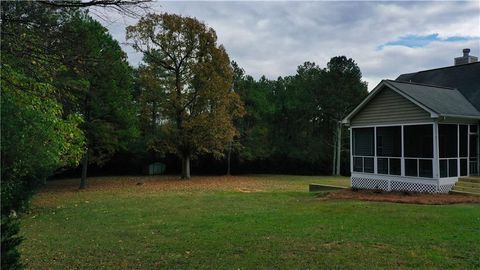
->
<box><xmin>350</xmin><ymin>87</ymin><xmax>432</xmax><ymax>126</ymax></box>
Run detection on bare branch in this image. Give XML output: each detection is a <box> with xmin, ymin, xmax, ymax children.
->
<box><xmin>38</xmin><ymin>0</ymin><xmax>153</xmax><ymax>18</ymax></box>
<box><xmin>38</xmin><ymin>0</ymin><xmax>151</xmax><ymax>8</ymax></box>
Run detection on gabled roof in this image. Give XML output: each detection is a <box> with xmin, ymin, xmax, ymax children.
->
<box><xmin>342</xmin><ymin>79</ymin><xmax>480</xmax><ymax>124</ymax></box>
<box><xmin>396</xmin><ymin>62</ymin><xmax>480</xmax><ymax>111</ymax></box>
<box><xmin>387</xmin><ymin>80</ymin><xmax>480</xmax><ymax>118</ymax></box>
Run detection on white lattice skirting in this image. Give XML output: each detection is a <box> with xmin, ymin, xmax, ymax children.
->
<box><xmin>351</xmin><ymin>175</ymin><xmax>454</xmax><ymax>193</ymax></box>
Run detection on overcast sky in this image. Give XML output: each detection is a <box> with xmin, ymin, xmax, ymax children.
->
<box><xmin>93</xmin><ymin>1</ymin><xmax>480</xmax><ymax>90</ymax></box>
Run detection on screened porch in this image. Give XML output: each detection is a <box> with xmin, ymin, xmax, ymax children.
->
<box><xmin>351</xmin><ymin>123</ymin><xmax>479</xmax><ymax>180</ymax></box>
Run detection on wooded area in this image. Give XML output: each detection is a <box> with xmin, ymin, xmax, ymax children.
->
<box><xmin>1</xmin><ymin>2</ymin><xmax>366</xmax><ymax>269</ymax></box>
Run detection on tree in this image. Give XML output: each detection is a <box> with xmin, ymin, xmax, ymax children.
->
<box><xmin>0</xmin><ymin>2</ymin><xmax>143</xmax><ymax>268</ymax></box>
<box><xmin>231</xmin><ymin>62</ymin><xmax>275</xmax><ymax>163</ymax></box>
<box><xmin>1</xmin><ymin>46</ymin><xmax>84</xmax><ymax>270</ymax></box>
<box><xmin>1</xmin><ymin>3</ymin><xmax>86</xmax><ymax>268</ymax></box>
<box><xmin>37</xmin><ymin>0</ymin><xmax>151</xmax><ymax>19</ymax></box>
<box><xmin>58</xmin><ymin>14</ymin><xmax>138</xmax><ymax>189</ymax></box>
<box><xmin>323</xmin><ymin>56</ymin><xmax>368</xmax><ymax>175</ymax></box>
<box><xmin>127</xmin><ymin>13</ymin><xmax>244</xmax><ymax>179</ymax></box>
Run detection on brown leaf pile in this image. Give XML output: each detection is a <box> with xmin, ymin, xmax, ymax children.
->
<box><xmin>43</xmin><ymin>175</ymin><xmax>274</xmax><ymax>193</ymax></box>
<box><xmin>34</xmin><ymin>175</ymin><xmax>278</xmax><ymax>207</ymax></box>
<box><xmin>327</xmin><ymin>189</ymin><xmax>480</xmax><ymax>205</ymax></box>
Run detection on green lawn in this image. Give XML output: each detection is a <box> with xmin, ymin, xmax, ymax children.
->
<box><xmin>20</xmin><ymin>175</ymin><xmax>480</xmax><ymax>269</ymax></box>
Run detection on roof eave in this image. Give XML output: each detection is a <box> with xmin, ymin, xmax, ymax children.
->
<box><xmin>439</xmin><ymin>114</ymin><xmax>480</xmax><ymax>120</ymax></box>
<box><xmin>342</xmin><ymin>80</ymin><xmax>441</xmax><ymax>125</ymax></box>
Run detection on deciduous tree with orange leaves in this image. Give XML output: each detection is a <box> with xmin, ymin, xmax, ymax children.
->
<box><xmin>127</xmin><ymin>13</ymin><xmax>244</xmax><ymax>179</ymax></box>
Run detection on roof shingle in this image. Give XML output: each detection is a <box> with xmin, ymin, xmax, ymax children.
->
<box><xmin>385</xmin><ymin>80</ymin><xmax>480</xmax><ymax>118</ymax></box>
<box><xmin>396</xmin><ymin>62</ymin><xmax>480</xmax><ymax>111</ymax></box>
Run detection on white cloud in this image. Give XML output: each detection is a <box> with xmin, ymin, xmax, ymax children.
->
<box><xmin>93</xmin><ymin>1</ymin><xmax>480</xmax><ymax>90</ymax></box>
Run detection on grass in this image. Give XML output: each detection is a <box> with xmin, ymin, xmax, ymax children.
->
<box><xmin>20</xmin><ymin>175</ymin><xmax>480</xmax><ymax>269</ymax></box>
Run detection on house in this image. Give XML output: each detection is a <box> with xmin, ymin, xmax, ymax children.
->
<box><xmin>342</xmin><ymin>49</ymin><xmax>480</xmax><ymax>193</ymax></box>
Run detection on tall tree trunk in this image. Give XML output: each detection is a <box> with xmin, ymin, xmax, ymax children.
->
<box><xmin>336</xmin><ymin>122</ymin><xmax>342</xmax><ymax>176</ymax></box>
<box><xmin>332</xmin><ymin>130</ymin><xmax>337</xmax><ymax>176</ymax></box>
<box><xmin>79</xmin><ymin>148</ymin><xmax>88</xmax><ymax>189</ymax></box>
<box><xmin>226</xmin><ymin>140</ymin><xmax>232</xmax><ymax>176</ymax></box>
<box><xmin>181</xmin><ymin>155</ymin><xmax>191</xmax><ymax>179</ymax></box>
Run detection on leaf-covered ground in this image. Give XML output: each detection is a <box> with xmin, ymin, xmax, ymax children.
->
<box><xmin>20</xmin><ymin>175</ymin><xmax>480</xmax><ymax>269</ymax></box>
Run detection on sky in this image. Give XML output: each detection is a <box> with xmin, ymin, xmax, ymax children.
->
<box><xmin>93</xmin><ymin>1</ymin><xmax>480</xmax><ymax>90</ymax></box>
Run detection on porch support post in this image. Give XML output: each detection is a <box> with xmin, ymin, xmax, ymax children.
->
<box><xmin>433</xmin><ymin>122</ymin><xmax>439</xmax><ymax>179</ymax></box>
<box><xmin>468</xmin><ymin>125</ymin><xmax>470</xmax><ymax>176</ymax></box>
<box><xmin>401</xmin><ymin>125</ymin><xmax>405</xmax><ymax>177</ymax></box>
<box><xmin>374</xmin><ymin>126</ymin><xmax>377</xmax><ymax>174</ymax></box>
<box><xmin>457</xmin><ymin>124</ymin><xmax>460</xmax><ymax>177</ymax></box>
<box><xmin>477</xmin><ymin>124</ymin><xmax>480</xmax><ymax>174</ymax></box>
<box><xmin>350</xmin><ymin>127</ymin><xmax>353</xmax><ymax>174</ymax></box>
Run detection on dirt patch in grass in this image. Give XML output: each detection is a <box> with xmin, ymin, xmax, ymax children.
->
<box><xmin>326</xmin><ymin>189</ymin><xmax>480</xmax><ymax>204</ymax></box>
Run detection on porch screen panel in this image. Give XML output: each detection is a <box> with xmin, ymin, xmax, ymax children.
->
<box><xmin>439</xmin><ymin>124</ymin><xmax>458</xmax><ymax>158</ymax></box>
<box><xmin>404</xmin><ymin>125</ymin><xmax>433</xmax><ymax>158</ymax></box>
<box><xmin>377</xmin><ymin>158</ymin><xmax>388</xmax><ymax>174</ymax></box>
<box><xmin>439</xmin><ymin>124</ymin><xmax>459</xmax><ymax>177</ymax></box>
<box><xmin>404</xmin><ymin>124</ymin><xmax>433</xmax><ymax>178</ymax></box>
<box><xmin>469</xmin><ymin>125</ymin><xmax>478</xmax><ymax>175</ymax></box>
<box><xmin>389</xmin><ymin>159</ymin><xmax>401</xmax><ymax>175</ymax></box>
<box><xmin>376</xmin><ymin>126</ymin><xmax>401</xmax><ymax>157</ymax></box>
<box><xmin>353</xmin><ymin>128</ymin><xmax>374</xmax><ymax>156</ymax></box>
<box><xmin>419</xmin><ymin>160</ymin><xmax>433</xmax><ymax>178</ymax></box>
<box><xmin>449</xmin><ymin>159</ymin><xmax>457</xmax><ymax>177</ymax></box>
<box><xmin>460</xmin><ymin>125</ymin><xmax>468</xmax><ymax>176</ymax></box>
<box><xmin>460</xmin><ymin>159</ymin><xmax>468</xmax><ymax>176</ymax></box>
<box><xmin>353</xmin><ymin>157</ymin><xmax>363</xmax><ymax>172</ymax></box>
<box><xmin>460</xmin><ymin>125</ymin><xmax>468</xmax><ymax>157</ymax></box>
<box><xmin>440</xmin><ymin>160</ymin><xmax>448</xmax><ymax>177</ymax></box>
<box><xmin>352</xmin><ymin>128</ymin><xmax>374</xmax><ymax>173</ymax></box>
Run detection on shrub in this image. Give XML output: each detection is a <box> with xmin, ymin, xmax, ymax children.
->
<box><xmin>1</xmin><ymin>215</ymin><xmax>24</xmax><ymax>270</ymax></box>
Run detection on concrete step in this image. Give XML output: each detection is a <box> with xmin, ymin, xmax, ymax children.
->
<box><xmin>450</xmin><ymin>190</ymin><xmax>480</xmax><ymax>196</ymax></box>
<box><xmin>309</xmin><ymin>183</ymin><xmax>346</xmax><ymax>192</ymax></box>
<box><xmin>455</xmin><ymin>181</ymin><xmax>480</xmax><ymax>189</ymax></box>
<box><xmin>458</xmin><ymin>177</ymin><xmax>480</xmax><ymax>184</ymax></box>
<box><xmin>452</xmin><ymin>185</ymin><xmax>480</xmax><ymax>194</ymax></box>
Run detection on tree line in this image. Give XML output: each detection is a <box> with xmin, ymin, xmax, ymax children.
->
<box><xmin>1</xmin><ymin>2</ymin><xmax>367</xmax><ymax>268</ymax></box>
